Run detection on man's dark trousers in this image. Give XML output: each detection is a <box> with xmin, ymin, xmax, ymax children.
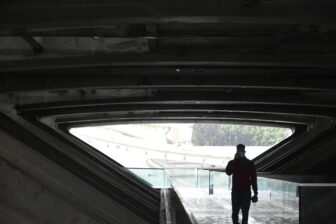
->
<box><xmin>231</xmin><ymin>191</ymin><xmax>251</xmax><ymax>224</ymax></box>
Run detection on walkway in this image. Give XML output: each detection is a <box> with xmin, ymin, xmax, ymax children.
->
<box><xmin>166</xmin><ymin>170</ymin><xmax>299</xmax><ymax>224</ymax></box>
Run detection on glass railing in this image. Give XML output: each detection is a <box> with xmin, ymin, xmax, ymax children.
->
<box><xmin>128</xmin><ymin>168</ymin><xmax>213</xmax><ymax>189</ymax></box>
<box><xmin>127</xmin><ymin>168</ymin><xmax>300</xmax><ymax>223</ymax></box>
<box><xmin>127</xmin><ymin>168</ymin><xmax>171</xmax><ymax>188</ymax></box>
<box><xmin>165</xmin><ymin>168</ymin><xmax>198</xmax><ymax>188</ymax></box>
<box><xmin>208</xmin><ymin>170</ymin><xmax>299</xmax><ymax>223</ymax></box>
<box><xmin>208</xmin><ymin>170</ymin><xmax>231</xmax><ymax>196</ymax></box>
<box><xmin>127</xmin><ymin>168</ymin><xmax>334</xmax><ymax>224</ymax></box>
<box><xmin>196</xmin><ymin>169</ymin><xmax>210</xmax><ymax>189</ymax></box>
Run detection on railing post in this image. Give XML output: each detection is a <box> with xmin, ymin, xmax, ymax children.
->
<box><xmin>209</xmin><ymin>170</ymin><xmax>214</xmax><ymax>195</ymax></box>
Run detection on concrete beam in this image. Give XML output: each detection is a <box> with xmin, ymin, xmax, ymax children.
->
<box><xmin>21</xmin><ymin>36</ymin><xmax>44</xmax><ymax>54</ymax></box>
<box><xmin>0</xmin><ymin>53</ymin><xmax>336</xmax><ymax>72</ymax></box>
<box><xmin>1</xmin><ymin>1</ymin><xmax>336</xmax><ymax>30</ymax></box>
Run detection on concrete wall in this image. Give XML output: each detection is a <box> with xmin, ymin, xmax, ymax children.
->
<box><xmin>300</xmin><ymin>185</ymin><xmax>336</xmax><ymax>224</ymax></box>
<box><xmin>0</xmin><ymin>159</ymin><xmax>101</xmax><ymax>224</ymax></box>
<box><xmin>0</xmin><ymin>129</ymin><xmax>150</xmax><ymax>224</ymax></box>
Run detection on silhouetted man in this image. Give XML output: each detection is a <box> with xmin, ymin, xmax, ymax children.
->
<box><xmin>225</xmin><ymin>144</ymin><xmax>258</xmax><ymax>224</ymax></box>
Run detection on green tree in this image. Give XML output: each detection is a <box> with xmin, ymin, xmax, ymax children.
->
<box><xmin>191</xmin><ymin>123</ymin><xmax>291</xmax><ymax>146</ymax></box>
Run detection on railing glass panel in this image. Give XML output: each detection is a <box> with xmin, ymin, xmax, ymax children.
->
<box><xmin>209</xmin><ymin>171</ymin><xmax>300</xmax><ymax>224</ymax></box>
<box><xmin>127</xmin><ymin>168</ymin><xmax>300</xmax><ymax>223</ymax></box>
<box><xmin>128</xmin><ymin>168</ymin><xmax>171</xmax><ymax>188</ymax></box>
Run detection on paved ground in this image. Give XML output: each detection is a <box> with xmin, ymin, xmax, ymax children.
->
<box><xmin>173</xmin><ymin>187</ymin><xmax>299</xmax><ymax>224</ymax></box>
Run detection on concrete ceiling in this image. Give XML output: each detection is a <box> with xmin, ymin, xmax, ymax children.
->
<box><xmin>0</xmin><ymin>1</ymin><xmax>336</xmax><ymax>222</ymax></box>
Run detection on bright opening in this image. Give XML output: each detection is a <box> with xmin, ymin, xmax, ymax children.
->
<box><xmin>70</xmin><ymin>123</ymin><xmax>292</xmax><ymax>168</ymax></box>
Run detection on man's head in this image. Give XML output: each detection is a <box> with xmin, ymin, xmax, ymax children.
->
<box><xmin>236</xmin><ymin>144</ymin><xmax>246</xmax><ymax>158</ymax></box>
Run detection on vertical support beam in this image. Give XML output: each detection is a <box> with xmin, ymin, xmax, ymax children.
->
<box><xmin>22</xmin><ymin>36</ymin><xmax>44</xmax><ymax>55</ymax></box>
<box><xmin>146</xmin><ymin>24</ymin><xmax>158</xmax><ymax>52</ymax></box>
<box><xmin>160</xmin><ymin>188</ymin><xmax>176</xmax><ymax>224</ymax></box>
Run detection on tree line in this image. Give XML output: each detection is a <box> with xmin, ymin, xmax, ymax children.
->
<box><xmin>191</xmin><ymin>123</ymin><xmax>291</xmax><ymax>146</ymax></box>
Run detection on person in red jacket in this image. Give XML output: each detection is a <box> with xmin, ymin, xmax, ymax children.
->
<box><xmin>225</xmin><ymin>144</ymin><xmax>258</xmax><ymax>224</ymax></box>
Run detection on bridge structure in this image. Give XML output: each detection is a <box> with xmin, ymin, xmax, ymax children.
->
<box><xmin>0</xmin><ymin>0</ymin><xmax>336</xmax><ymax>223</ymax></box>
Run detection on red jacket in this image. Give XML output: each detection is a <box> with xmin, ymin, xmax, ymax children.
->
<box><xmin>225</xmin><ymin>157</ymin><xmax>258</xmax><ymax>194</ymax></box>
